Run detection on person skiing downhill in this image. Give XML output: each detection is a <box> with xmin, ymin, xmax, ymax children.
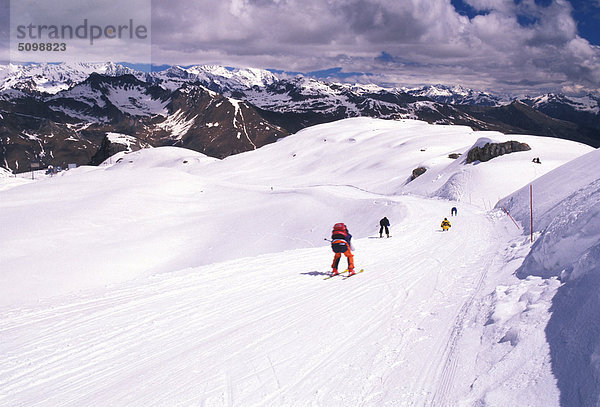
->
<box><xmin>330</xmin><ymin>223</ymin><xmax>355</xmax><ymax>276</ymax></box>
<box><xmin>451</xmin><ymin>207</ymin><xmax>457</xmax><ymax>216</ymax></box>
<box><xmin>441</xmin><ymin>218</ymin><xmax>451</xmax><ymax>231</ymax></box>
<box><xmin>379</xmin><ymin>217</ymin><xmax>390</xmax><ymax>238</ymax></box>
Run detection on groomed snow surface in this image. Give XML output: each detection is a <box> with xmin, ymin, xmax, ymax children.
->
<box><xmin>1</xmin><ymin>118</ymin><xmax>599</xmax><ymax>406</ymax></box>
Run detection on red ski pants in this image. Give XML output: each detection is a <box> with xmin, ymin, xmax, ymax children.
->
<box><xmin>332</xmin><ymin>249</ymin><xmax>354</xmax><ymax>270</ymax></box>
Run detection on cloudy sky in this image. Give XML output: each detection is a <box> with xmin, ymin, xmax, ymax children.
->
<box><xmin>2</xmin><ymin>0</ymin><xmax>600</xmax><ymax>96</ymax></box>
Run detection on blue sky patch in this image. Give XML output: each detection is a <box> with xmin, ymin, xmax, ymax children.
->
<box><xmin>517</xmin><ymin>14</ymin><xmax>540</xmax><ymax>27</ymax></box>
<box><xmin>451</xmin><ymin>0</ymin><xmax>490</xmax><ymax>19</ymax></box>
<box><xmin>567</xmin><ymin>0</ymin><xmax>600</xmax><ymax>45</ymax></box>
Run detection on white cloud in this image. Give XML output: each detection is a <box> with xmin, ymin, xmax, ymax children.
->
<box><xmin>145</xmin><ymin>0</ymin><xmax>600</xmax><ymax>94</ymax></box>
<box><xmin>10</xmin><ymin>0</ymin><xmax>151</xmax><ymax>64</ymax></box>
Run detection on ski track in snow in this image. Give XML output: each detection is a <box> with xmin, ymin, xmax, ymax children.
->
<box><xmin>0</xmin><ymin>190</ymin><xmax>513</xmax><ymax>406</ymax></box>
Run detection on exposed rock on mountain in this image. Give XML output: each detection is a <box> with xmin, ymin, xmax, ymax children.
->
<box><xmin>466</xmin><ymin>140</ymin><xmax>531</xmax><ymax>164</ymax></box>
<box><xmin>519</xmin><ymin>93</ymin><xmax>600</xmax><ymax>140</ymax></box>
<box><xmin>89</xmin><ymin>133</ymin><xmax>150</xmax><ymax>166</ymax></box>
<box><xmin>411</xmin><ymin>167</ymin><xmax>427</xmax><ymax>180</ymax></box>
<box><xmin>0</xmin><ymin>71</ymin><xmax>288</xmax><ymax>172</ymax></box>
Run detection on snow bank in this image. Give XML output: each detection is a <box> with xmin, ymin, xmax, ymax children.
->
<box><xmin>0</xmin><ymin>167</ymin><xmax>33</xmax><ymax>191</ymax></box>
<box><xmin>498</xmin><ymin>148</ymin><xmax>600</xmax><ymax>280</ymax></box>
<box><xmin>103</xmin><ymin>146</ymin><xmax>217</xmax><ymax>169</ymax></box>
<box><xmin>465</xmin><ymin>276</ymin><xmax>561</xmax><ymax>406</ymax></box>
<box><xmin>198</xmin><ymin>118</ymin><xmax>592</xmax><ymax>209</ymax></box>
<box><xmin>497</xmin><ymin>148</ymin><xmax>600</xmax><ymax>406</ymax></box>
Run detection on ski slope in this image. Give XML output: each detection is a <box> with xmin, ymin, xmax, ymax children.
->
<box><xmin>1</xmin><ymin>118</ymin><xmax>598</xmax><ymax>406</ymax></box>
<box><xmin>1</xmin><ymin>194</ymin><xmax>518</xmax><ymax>406</ymax></box>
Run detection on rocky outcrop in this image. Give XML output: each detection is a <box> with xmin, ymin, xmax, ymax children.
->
<box><xmin>89</xmin><ymin>134</ymin><xmax>140</xmax><ymax>165</ymax></box>
<box><xmin>466</xmin><ymin>141</ymin><xmax>531</xmax><ymax>164</ymax></box>
<box><xmin>411</xmin><ymin>166</ymin><xmax>427</xmax><ymax>180</ymax></box>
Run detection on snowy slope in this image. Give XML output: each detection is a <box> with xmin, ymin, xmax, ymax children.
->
<box><xmin>499</xmin><ymin>148</ymin><xmax>600</xmax><ymax>279</ymax></box>
<box><xmin>0</xmin><ymin>118</ymin><xmax>598</xmax><ymax>406</ymax></box>
<box><xmin>202</xmin><ymin>118</ymin><xmax>591</xmax><ymax>207</ymax></box>
<box><xmin>497</xmin><ymin>148</ymin><xmax>600</xmax><ymax>406</ymax></box>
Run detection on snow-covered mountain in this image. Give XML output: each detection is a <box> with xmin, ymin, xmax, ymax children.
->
<box><xmin>403</xmin><ymin>84</ymin><xmax>508</xmax><ymax>106</ymax></box>
<box><xmin>1</xmin><ymin>62</ymin><xmax>599</xmax><ymax>174</ymax></box>
<box><xmin>519</xmin><ymin>93</ymin><xmax>600</xmax><ymax>135</ymax></box>
<box><xmin>47</xmin><ymin>73</ymin><xmax>170</xmax><ymax>122</ymax></box>
<box><xmin>148</xmin><ymin>65</ymin><xmax>279</xmax><ymax>93</ymax></box>
<box><xmin>2</xmin><ymin>62</ymin><xmax>599</xmax><ymax>113</ymax></box>
<box><xmin>523</xmin><ymin>93</ymin><xmax>600</xmax><ymax>114</ymax></box>
<box><xmin>0</xmin><ymin>62</ymin><xmax>142</xmax><ymax>95</ymax></box>
<box><xmin>1</xmin><ymin>117</ymin><xmax>598</xmax><ymax>405</ymax></box>
<box><xmin>0</xmin><ymin>72</ymin><xmax>288</xmax><ymax>170</ymax></box>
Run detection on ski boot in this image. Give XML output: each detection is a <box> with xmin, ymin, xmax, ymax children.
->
<box><xmin>331</xmin><ymin>268</ymin><xmax>339</xmax><ymax>276</ymax></box>
<box><xmin>347</xmin><ymin>268</ymin><xmax>355</xmax><ymax>276</ymax></box>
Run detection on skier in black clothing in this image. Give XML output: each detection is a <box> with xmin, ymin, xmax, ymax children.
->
<box><xmin>379</xmin><ymin>217</ymin><xmax>390</xmax><ymax>238</ymax></box>
<box><xmin>451</xmin><ymin>207</ymin><xmax>457</xmax><ymax>216</ymax></box>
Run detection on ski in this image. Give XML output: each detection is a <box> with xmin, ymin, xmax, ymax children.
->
<box><xmin>323</xmin><ymin>269</ymin><xmax>350</xmax><ymax>280</ymax></box>
<box><xmin>342</xmin><ymin>269</ymin><xmax>364</xmax><ymax>279</ymax></box>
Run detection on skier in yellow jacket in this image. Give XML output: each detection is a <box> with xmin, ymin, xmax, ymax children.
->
<box><xmin>441</xmin><ymin>218</ymin><xmax>451</xmax><ymax>231</ymax></box>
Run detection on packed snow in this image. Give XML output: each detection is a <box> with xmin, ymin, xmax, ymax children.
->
<box><xmin>0</xmin><ymin>117</ymin><xmax>599</xmax><ymax>406</ymax></box>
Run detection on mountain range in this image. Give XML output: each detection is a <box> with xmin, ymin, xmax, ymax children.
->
<box><xmin>1</xmin><ymin>62</ymin><xmax>599</xmax><ymax>173</ymax></box>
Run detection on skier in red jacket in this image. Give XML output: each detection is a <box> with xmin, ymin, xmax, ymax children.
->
<box><xmin>330</xmin><ymin>223</ymin><xmax>355</xmax><ymax>276</ymax></box>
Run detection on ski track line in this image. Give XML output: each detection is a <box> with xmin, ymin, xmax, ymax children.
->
<box><xmin>260</xmin><ymin>277</ymin><xmax>407</xmax><ymax>406</ymax></box>
<box><xmin>427</xmin><ymin>215</ymin><xmax>493</xmax><ymax>406</ymax></box>
<box><xmin>360</xmin><ymin>204</ymin><xmax>499</xmax><ymax>405</ymax></box>
<box><xmin>425</xmin><ymin>210</ymin><xmax>508</xmax><ymax>406</ymax></box>
<box><xmin>1</xmin><ymin>249</ymin><xmax>339</xmax><ymax>406</ymax></box>
<box><xmin>405</xmin><ymin>218</ymin><xmax>476</xmax><ymax>404</ymax></box>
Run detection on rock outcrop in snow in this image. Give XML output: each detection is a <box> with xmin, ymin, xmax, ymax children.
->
<box><xmin>466</xmin><ymin>139</ymin><xmax>531</xmax><ymax>163</ymax></box>
<box><xmin>411</xmin><ymin>166</ymin><xmax>427</xmax><ymax>180</ymax></box>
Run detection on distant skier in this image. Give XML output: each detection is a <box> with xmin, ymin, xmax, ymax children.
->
<box><xmin>330</xmin><ymin>223</ymin><xmax>355</xmax><ymax>276</ymax></box>
<box><xmin>451</xmin><ymin>207</ymin><xmax>457</xmax><ymax>216</ymax></box>
<box><xmin>441</xmin><ymin>218</ymin><xmax>451</xmax><ymax>231</ymax></box>
<box><xmin>379</xmin><ymin>217</ymin><xmax>390</xmax><ymax>238</ymax></box>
